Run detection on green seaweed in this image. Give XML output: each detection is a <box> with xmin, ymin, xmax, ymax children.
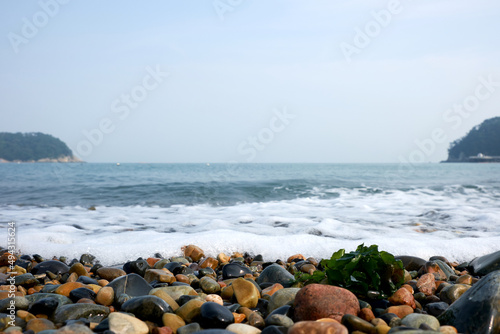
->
<box><xmin>294</xmin><ymin>244</ymin><xmax>404</xmax><ymax>298</ymax></box>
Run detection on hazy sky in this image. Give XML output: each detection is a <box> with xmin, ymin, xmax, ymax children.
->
<box><xmin>1</xmin><ymin>0</ymin><xmax>500</xmax><ymax>163</ymax></box>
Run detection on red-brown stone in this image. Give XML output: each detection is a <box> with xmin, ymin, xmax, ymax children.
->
<box><xmin>293</xmin><ymin>284</ymin><xmax>360</xmax><ymax>322</ymax></box>
<box><xmin>388</xmin><ymin>287</ymin><xmax>416</xmax><ymax>309</ymax></box>
<box><xmin>289</xmin><ymin>321</ymin><xmax>348</xmax><ymax>334</ymax></box>
<box><xmin>416</xmin><ymin>273</ymin><xmax>436</xmax><ymax>296</ymax></box>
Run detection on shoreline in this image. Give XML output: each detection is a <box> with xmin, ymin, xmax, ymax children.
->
<box><xmin>1</xmin><ymin>245</ymin><xmax>498</xmax><ymax>333</ymax></box>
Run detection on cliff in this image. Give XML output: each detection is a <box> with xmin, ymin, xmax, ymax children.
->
<box><xmin>0</xmin><ymin>132</ymin><xmax>82</xmax><ymax>163</ymax></box>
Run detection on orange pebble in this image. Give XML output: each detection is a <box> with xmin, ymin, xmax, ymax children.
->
<box><xmin>233</xmin><ymin>312</ymin><xmax>246</xmax><ymax>323</ymax></box>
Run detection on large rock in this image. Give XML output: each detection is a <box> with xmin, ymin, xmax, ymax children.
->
<box><xmin>293</xmin><ymin>284</ymin><xmax>360</xmax><ymax>322</ymax></box>
<box><xmin>469</xmin><ymin>250</ymin><xmax>500</xmax><ymax>276</ymax></box>
<box><xmin>438</xmin><ymin>270</ymin><xmax>500</xmax><ymax>333</ymax></box>
<box><xmin>256</xmin><ymin>264</ymin><xmax>294</xmax><ymax>288</ymax></box>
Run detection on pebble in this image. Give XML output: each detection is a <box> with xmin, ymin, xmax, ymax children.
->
<box><xmin>294</xmin><ymin>284</ymin><xmax>360</xmax><ymax>322</ymax></box>
<box><xmin>123</xmin><ymin>258</ymin><xmax>151</xmax><ymax>276</ymax></box>
<box><xmin>175</xmin><ymin>299</ymin><xmax>205</xmax><ymax>323</ymax></box>
<box><xmin>416</xmin><ymin>273</ymin><xmax>436</xmax><ymax>296</ymax></box>
<box><xmin>53</xmin><ymin>304</ymin><xmax>110</xmax><ymax>324</ymax></box>
<box><xmin>108</xmin><ymin>311</ymin><xmax>149</xmax><ymax>334</ymax></box>
<box><xmin>288</xmin><ymin>321</ymin><xmax>349</xmax><ymax>334</ymax></box>
<box><xmin>424</xmin><ymin>302</ymin><xmax>449</xmax><ymax>317</ymax></box>
<box><xmin>265</xmin><ymin>314</ymin><xmax>294</xmax><ymax>328</ymax></box>
<box><xmin>388</xmin><ymin>287</ymin><xmax>416</xmax><ymax>309</ymax></box>
<box><xmin>200</xmin><ymin>276</ymin><xmax>221</xmax><ymax>294</ymax></box>
<box><xmin>121</xmin><ymin>295</ymin><xmax>173</xmax><ymax>325</ymax></box>
<box><xmin>401</xmin><ymin>313</ymin><xmax>440</xmax><ymax>331</ymax></box>
<box><xmin>68</xmin><ymin>287</ymin><xmax>97</xmax><ymax>303</ymax></box>
<box><xmin>385</xmin><ymin>305</ymin><xmax>413</xmax><ymax>319</ymax></box>
<box><xmin>256</xmin><ymin>264</ymin><xmax>295</xmax><ymax>288</ymax></box>
<box><xmin>268</xmin><ymin>288</ymin><xmax>300</xmax><ymax>313</ymax></box>
<box><xmin>177</xmin><ymin>322</ymin><xmax>202</xmax><ymax>334</ymax></box>
<box><xmin>150</xmin><ymin>285</ymin><xmax>198</xmax><ymax>301</ymax></box>
<box><xmin>222</xmin><ymin>263</ymin><xmax>253</xmax><ymax>280</ymax></box>
<box><xmin>183</xmin><ymin>245</ymin><xmax>205</xmax><ymax>262</ymax></box>
<box><xmin>162</xmin><ymin>313</ymin><xmax>186</xmax><ymax>332</ymax></box>
<box><xmin>206</xmin><ymin>294</ymin><xmax>223</xmax><ymax>305</ymax></box>
<box><xmin>25</xmin><ymin>318</ymin><xmax>56</xmax><ymax>333</ymax></box>
<box><xmin>468</xmin><ymin>249</ymin><xmax>500</xmax><ymax>275</ymax></box>
<box><xmin>95</xmin><ymin>286</ymin><xmax>114</xmax><ymax>306</ymax></box>
<box><xmin>439</xmin><ymin>284</ymin><xmax>470</xmax><ymax>304</ymax></box>
<box><xmin>96</xmin><ymin>267</ymin><xmax>127</xmax><ymax>281</ymax></box>
<box><xmin>28</xmin><ymin>297</ymin><xmax>60</xmax><ymax>316</ymax></box>
<box><xmin>31</xmin><ymin>260</ymin><xmax>70</xmax><ymax>275</ymax></box>
<box><xmin>144</xmin><ymin>269</ymin><xmax>176</xmax><ymax>284</ymax></box>
<box><xmin>14</xmin><ymin>273</ymin><xmax>39</xmax><ymax>287</ymax></box>
<box><xmin>232</xmin><ymin>277</ymin><xmax>260</xmax><ymax>308</ymax></box>
<box><xmin>106</xmin><ymin>273</ymin><xmax>152</xmax><ymax>300</ymax></box>
<box><xmin>226</xmin><ymin>323</ymin><xmax>262</xmax><ymax>334</ymax></box>
<box><xmin>55</xmin><ymin>282</ymin><xmax>87</xmax><ymax>298</ymax></box>
<box><xmin>69</xmin><ymin>263</ymin><xmax>89</xmax><ymax>278</ymax></box>
<box><xmin>198</xmin><ymin>301</ymin><xmax>235</xmax><ymax>329</ymax></box>
<box><xmin>341</xmin><ymin>314</ymin><xmax>376</xmax><ymax>334</ymax></box>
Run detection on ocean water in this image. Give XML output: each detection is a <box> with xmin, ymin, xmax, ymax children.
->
<box><xmin>1</xmin><ymin>163</ymin><xmax>499</xmax><ymax>265</ymax></box>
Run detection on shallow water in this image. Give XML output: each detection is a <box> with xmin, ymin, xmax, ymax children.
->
<box><xmin>1</xmin><ymin>163</ymin><xmax>499</xmax><ymax>265</ymax></box>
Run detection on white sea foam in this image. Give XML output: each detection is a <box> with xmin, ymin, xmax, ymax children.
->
<box><xmin>1</xmin><ymin>185</ymin><xmax>499</xmax><ymax>265</ymax></box>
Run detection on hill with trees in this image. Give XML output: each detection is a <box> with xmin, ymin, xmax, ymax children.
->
<box><xmin>445</xmin><ymin>117</ymin><xmax>500</xmax><ymax>162</ymax></box>
<box><xmin>0</xmin><ymin>132</ymin><xmax>81</xmax><ymax>162</ymax></box>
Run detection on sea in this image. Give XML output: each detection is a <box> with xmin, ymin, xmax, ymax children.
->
<box><xmin>1</xmin><ymin>163</ymin><xmax>499</xmax><ymax>265</ymax></box>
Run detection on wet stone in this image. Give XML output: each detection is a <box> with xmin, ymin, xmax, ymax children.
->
<box><xmin>177</xmin><ymin>322</ymin><xmax>202</xmax><ymax>334</ymax></box>
<box><xmin>76</xmin><ymin>276</ymin><xmax>99</xmax><ymax>285</ymax></box>
<box><xmin>200</xmin><ymin>276</ymin><xmax>221</xmax><ymax>294</ymax></box>
<box><xmin>0</xmin><ymin>296</ymin><xmax>29</xmax><ymax>313</ymax></box>
<box><xmin>69</xmin><ymin>263</ymin><xmax>89</xmax><ymax>278</ymax></box>
<box><xmin>198</xmin><ymin>301</ymin><xmax>235</xmax><ymax>329</ymax></box>
<box><xmin>265</xmin><ymin>314</ymin><xmax>294</xmax><ymax>328</ymax></box>
<box><xmin>14</xmin><ymin>273</ymin><xmax>39</xmax><ymax>287</ymax></box>
<box><xmin>25</xmin><ymin>293</ymin><xmax>73</xmax><ymax>306</ymax></box>
<box><xmin>123</xmin><ymin>258</ymin><xmax>151</xmax><ymax>277</ymax></box>
<box><xmin>96</xmin><ymin>267</ymin><xmax>127</xmax><ymax>281</ymax></box>
<box><xmin>294</xmin><ymin>284</ymin><xmax>360</xmax><ymax>322</ymax></box>
<box><xmin>341</xmin><ymin>314</ymin><xmax>376</xmax><ymax>334</ymax></box>
<box><xmin>261</xmin><ymin>325</ymin><xmax>288</xmax><ymax>334</ymax></box>
<box><xmin>226</xmin><ymin>323</ymin><xmax>262</xmax><ymax>334</ymax></box>
<box><xmin>438</xmin><ymin>270</ymin><xmax>500</xmax><ymax>334</ymax></box>
<box><xmin>121</xmin><ymin>295</ymin><xmax>173</xmax><ymax>325</ymax></box>
<box><xmin>468</xmin><ymin>250</ymin><xmax>500</xmax><ymax>276</ymax></box>
<box><xmin>28</xmin><ymin>297</ymin><xmax>60</xmax><ymax>316</ymax></box>
<box><xmin>439</xmin><ymin>284</ymin><xmax>470</xmax><ymax>304</ymax></box>
<box><xmin>401</xmin><ymin>313</ymin><xmax>440</xmax><ymax>331</ymax></box>
<box><xmin>222</xmin><ymin>262</ymin><xmax>253</xmax><ymax>280</ymax></box>
<box><xmin>108</xmin><ymin>311</ymin><xmax>149</xmax><ymax>334</ymax></box>
<box><xmin>288</xmin><ymin>321</ymin><xmax>349</xmax><ymax>334</ymax></box>
<box><xmin>424</xmin><ymin>302</ymin><xmax>449</xmax><ymax>317</ymax></box>
<box><xmin>79</xmin><ymin>253</ymin><xmax>96</xmax><ymax>265</ymax></box>
<box><xmin>31</xmin><ymin>260</ymin><xmax>70</xmax><ymax>275</ymax></box>
<box><xmin>256</xmin><ymin>264</ymin><xmax>294</xmax><ymax>288</ymax></box>
<box><xmin>53</xmin><ymin>304</ymin><xmax>110</xmax><ymax>324</ymax></box>
<box><xmin>106</xmin><ymin>273</ymin><xmax>152</xmax><ymax>301</ymax></box>
<box><xmin>26</xmin><ymin>318</ymin><xmax>56</xmax><ymax>333</ymax></box>
<box><xmin>268</xmin><ymin>288</ymin><xmax>300</xmax><ymax>313</ymax></box>
<box><xmin>69</xmin><ymin>287</ymin><xmax>97</xmax><ymax>303</ymax></box>
<box><xmin>395</xmin><ymin>256</ymin><xmax>427</xmax><ymax>272</ymax></box>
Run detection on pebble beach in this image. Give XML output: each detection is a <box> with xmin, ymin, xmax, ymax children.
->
<box><xmin>1</xmin><ymin>245</ymin><xmax>499</xmax><ymax>334</ymax></box>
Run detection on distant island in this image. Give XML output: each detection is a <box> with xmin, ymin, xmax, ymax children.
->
<box><xmin>444</xmin><ymin>117</ymin><xmax>500</xmax><ymax>163</ymax></box>
<box><xmin>0</xmin><ymin>132</ymin><xmax>82</xmax><ymax>163</ymax></box>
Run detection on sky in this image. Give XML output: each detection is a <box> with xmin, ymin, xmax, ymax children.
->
<box><xmin>1</xmin><ymin>0</ymin><xmax>500</xmax><ymax>163</ymax></box>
